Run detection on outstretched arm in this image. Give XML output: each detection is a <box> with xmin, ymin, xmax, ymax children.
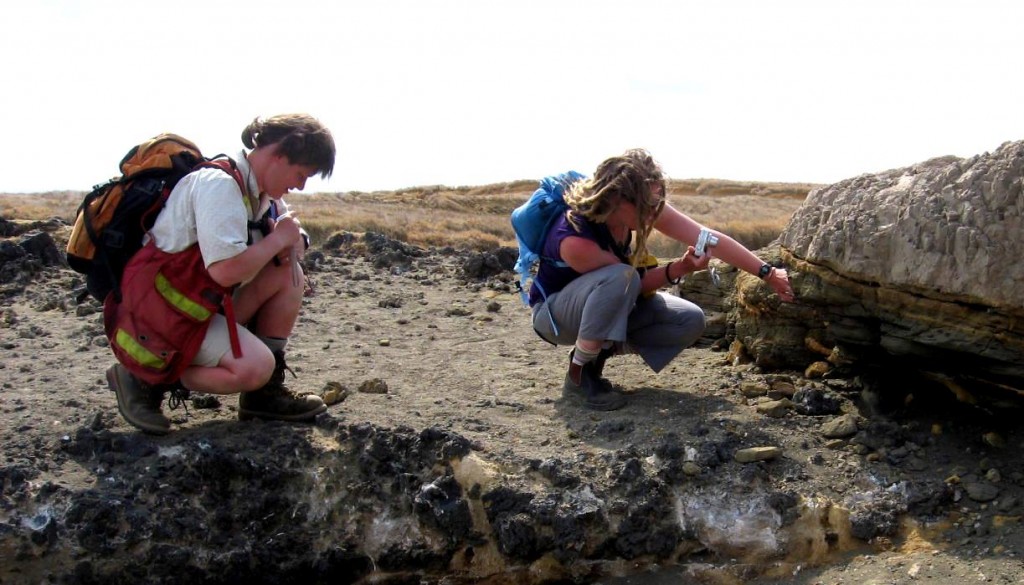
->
<box><xmin>653</xmin><ymin>203</ymin><xmax>795</xmax><ymax>302</ymax></box>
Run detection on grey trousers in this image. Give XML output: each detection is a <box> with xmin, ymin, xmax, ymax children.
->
<box><xmin>532</xmin><ymin>264</ymin><xmax>707</xmax><ymax>373</ymax></box>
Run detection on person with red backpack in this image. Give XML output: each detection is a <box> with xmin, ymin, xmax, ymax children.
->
<box><xmin>104</xmin><ymin>113</ymin><xmax>336</xmax><ymax>434</ymax></box>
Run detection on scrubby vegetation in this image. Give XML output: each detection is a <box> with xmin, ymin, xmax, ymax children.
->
<box><xmin>0</xmin><ymin>178</ymin><xmax>816</xmax><ymax>254</ymax></box>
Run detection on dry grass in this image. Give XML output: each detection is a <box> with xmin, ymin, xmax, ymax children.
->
<box><xmin>0</xmin><ymin>191</ymin><xmax>82</xmax><ymax>221</ymax></box>
<box><xmin>0</xmin><ymin>178</ymin><xmax>817</xmax><ymax>254</ymax></box>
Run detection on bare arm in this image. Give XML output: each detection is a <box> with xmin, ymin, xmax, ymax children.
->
<box><xmin>560</xmin><ymin>236</ymin><xmax>621</xmax><ymax>273</ymax></box>
<box><xmin>653</xmin><ymin>203</ymin><xmax>795</xmax><ymax>301</ymax></box>
<box><xmin>207</xmin><ymin>213</ymin><xmax>302</xmax><ymax>287</ymax></box>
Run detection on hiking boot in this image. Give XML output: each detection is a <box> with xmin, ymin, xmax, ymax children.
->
<box><xmin>238</xmin><ymin>351</ymin><xmax>327</xmax><ymax>422</ymax></box>
<box><xmin>106</xmin><ymin>363</ymin><xmax>171</xmax><ymax>435</ymax></box>
<box><xmin>563</xmin><ymin>357</ymin><xmax>627</xmax><ymax>411</ymax></box>
<box><xmin>587</xmin><ymin>347</ymin><xmax>618</xmax><ymax>394</ymax></box>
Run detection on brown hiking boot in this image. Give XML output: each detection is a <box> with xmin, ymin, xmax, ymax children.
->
<box><xmin>563</xmin><ymin>350</ymin><xmax>627</xmax><ymax>411</ymax></box>
<box><xmin>106</xmin><ymin>363</ymin><xmax>172</xmax><ymax>435</ymax></box>
<box><xmin>563</xmin><ymin>367</ymin><xmax>627</xmax><ymax>411</ymax></box>
<box><xmin>238</xmin><ymin>351</ymin><xmax>327</xmax><ymax>422</ymax></box>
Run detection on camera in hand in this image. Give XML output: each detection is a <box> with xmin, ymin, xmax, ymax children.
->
<box><xmin>694</xmin><ymin>229</ymin><xmax>719</xmax><ymax>258</ymax></box>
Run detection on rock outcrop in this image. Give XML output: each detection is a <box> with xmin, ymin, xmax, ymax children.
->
<box><xmin>730</xmin><ymin>140</ymin><xmax>1024</xmax><ymax>402</ymax></box>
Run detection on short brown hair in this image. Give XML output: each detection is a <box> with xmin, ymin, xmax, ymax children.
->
<box><xmin>241</xmin><ymin>114</ymin><xmax>336</xmax><ymax>178</ymax></box>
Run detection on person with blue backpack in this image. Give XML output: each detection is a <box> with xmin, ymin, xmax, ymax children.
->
<box><xmin>513</xmin><ymin>148</ymin><xmax>795</xmax><ymax>410</ymax></box>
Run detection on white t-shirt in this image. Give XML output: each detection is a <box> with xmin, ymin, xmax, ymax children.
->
<box><xmin>148</xmin><ymin>150</ymin><xmax>277</xmax><ymax>268</ymax></box>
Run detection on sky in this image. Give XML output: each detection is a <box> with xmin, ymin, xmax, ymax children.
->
<box><xmin>2</xmin><ymin>0</ymin><xmax>1023</xmax><ymax>194</ymax></box>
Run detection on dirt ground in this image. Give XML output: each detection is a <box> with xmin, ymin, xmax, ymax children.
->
<box><xmin>2</xmin><ymin>225</ymin><xmax>1024</xmax><ymax>584</ymax></box>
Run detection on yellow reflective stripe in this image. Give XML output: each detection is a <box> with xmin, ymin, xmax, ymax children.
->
<box><xmin>114</xmin><ymin>328</ymin><xmax>166</xmax><ymax>370</ymax></box>
<box><xmin>155</xmin><ymin>272</ymin><xmax>212</xmax><ymax>321</ymax></box>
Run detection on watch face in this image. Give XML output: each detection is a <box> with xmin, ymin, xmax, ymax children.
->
<box><xmin>759</xmin><ymin>264</ymin><xmax>772</xmax><ymax>278</ymax></box>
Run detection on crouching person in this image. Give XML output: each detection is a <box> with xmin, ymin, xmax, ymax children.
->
<box><xmin>104</xmin><ymin>113</ymin><xmax>336</xmax><ymax>434</ymax></box>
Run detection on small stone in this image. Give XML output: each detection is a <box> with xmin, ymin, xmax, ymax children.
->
<box><xmin>378</xmin><ymin>339</ymin><xmax>391</xmax><ymax>347</ymax></box>
<box><xmin>768</xmin><ymin>381</ymin><xmax>797</xmax><ymax>398</ymax></box>
<box><xmin>358</xmin><ymin>378</ymin><xmax>389</xmax><ymax>394</ymax></box>
<box><xmin>982</xmin><ymin>432</ymin><xmax>1006</xmax><ymax>448</ymax></box>
<box><xmin>821</xmin><ymin>414</ymin><xmax>859</xmax><ymax>439</ymax></box>
<box><xmin>804</xmin><ymin>361</ymin><xmax>830</xmax><ymax>379</ymax></box>
<box><xmin>963</xmin><ymin>481</ymin><xmax>1000</xmax><ymax>503</ymax></box>
<box><xmin>986</xmin><ymin>468</ymin><xmax>1002</xmax><ymax>483</ymax></box>
<box><xmin>682</xmin><ymin>462</ymin><xmax>702</xmax><ymax>476</ymax></box>
<box><xmin>739</xmin><ymin>382</ymin><xmax>768</xmax><ymax>398</ymax></box>
<box><xmin>734</xmin><ymin>446</ymin><xmax>782</xmax><ymax>463</ymax></box>
<box><xmin>191</xmin><ymin>395</ymin><xmax>221</xmax><ymax>409</ymax></box>
<box><xmin>996</xmin><ymin>496</ymin><xmax>1019</xmax><ymax>513</ymax></box>
<box><xmin>756</xmin><ymin>399</ymin><xmax>794</xmax><ymax>418</ymax></box>
<box><xmin>321</xmin><ymin>381</ymin><xmax>351</xmax><ymax>405</ymax></box>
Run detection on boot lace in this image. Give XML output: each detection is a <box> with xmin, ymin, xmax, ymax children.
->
<box><xmin>264</xmin><ymin>354</ymin><xmax>300</xmax><ymax>397</ymax></box>
<box><xmin>165</xmin><ymin>386</ymin><xmax>191</xmax><ymax>417</ymax></box>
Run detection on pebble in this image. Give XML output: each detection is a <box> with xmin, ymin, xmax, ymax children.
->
<box><xmin>756</xmin><ymin>399</ymin><xmax>794</xmax><ymax>418</ymax></box>
<box><xmin>358</xmin><ymin>378</ymin><xmax>389</xmax><ymax>394</ymax></box>
<box><xmin>964</xmin><ymin>481</ymin><xmax>1000</xmax><ymax>503</ymax></box>
<box><xmin>734</xmin><ymin>446</ymin><xmax>782</xmax><ymax>463</ymax></box>
<box><xmin>804</xmin><ymin>361</ymin><xmax>830</xmax><ymax>379</ymax></box>
<box><xmin>739</xmin><ymin>382</ymin><xmax>768</xmax><ymax>398</ymax></box>
<box><xmin>821</xmin><ymin>414</ymin><xmax>859</xmax><ymax>438</ymax></box>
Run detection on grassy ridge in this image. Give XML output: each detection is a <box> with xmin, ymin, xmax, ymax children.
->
<box><xmin>0</xmin><ymin>178</ymin><xmax>817</xmax><ymax>255</ymax></box>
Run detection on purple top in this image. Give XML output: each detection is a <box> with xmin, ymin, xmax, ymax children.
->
<box><xmin>528</xmin><ymin>213</ymin><xmax>632</xmax><ymax>306</ymax></box>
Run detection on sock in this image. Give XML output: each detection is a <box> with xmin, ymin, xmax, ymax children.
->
<box><xmin>258</xmin><ymin>336</ymin><xmax>288</xmax><ymax>354</ymax></box>
<box><xmin>570</xmin><ymin>344</ymin><xmax>601</xmax><ymax>385</ymax></box>
<box><xmin>572</xmin><ymin>344</ymin><xmax>600</xmax><ymax>366</ymax></box>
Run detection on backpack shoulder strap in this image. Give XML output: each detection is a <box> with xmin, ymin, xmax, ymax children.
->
<box><xmin>195</xmin><ymin>157</ymin><xmax>247</xmax><ymax>197</ymax></box>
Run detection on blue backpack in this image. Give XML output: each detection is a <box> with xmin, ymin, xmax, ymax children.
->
<box><xmin>510</xmin><ymin>171</ymin><xmax>586</xmax><ymax>309</ymax></box>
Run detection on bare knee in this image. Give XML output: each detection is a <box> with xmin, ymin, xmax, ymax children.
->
<box><xmin>267</xmin><ymin>260</ymin><xmax>303</xmax><ymax>298</ymax></box>
<box><xmin>237</xmin><ymin>351</ymin><xmax>276</xmax><ymax>391</ymax></box>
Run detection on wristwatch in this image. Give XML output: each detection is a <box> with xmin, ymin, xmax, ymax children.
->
<box><xmin>758</xmin><ymin>263</ymin><xmax>773</xmax><ymax>279</ymax></box>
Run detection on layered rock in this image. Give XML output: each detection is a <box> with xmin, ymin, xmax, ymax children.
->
<box><xmin>731</xmin><ymin>140</ymin><xmax>1024</xmax><ymax>399</ymax></box>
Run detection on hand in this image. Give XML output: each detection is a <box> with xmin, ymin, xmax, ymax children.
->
<box><xmin>676</xmin><ymin>246</ymin><xmax>712</xmax><ymax>274</ymax></box>
<box><xmin>764</xmin><ymin>267</ymin><xmax>796</xmax><ymax>302</ymax></box>
<box><xmin>269</xmin><ymin>211</ymin><xmax>302</xmax><ymax>254</ymax></box>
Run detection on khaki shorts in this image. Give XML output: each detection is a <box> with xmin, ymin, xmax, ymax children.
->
<box><xmin>193</xmin><ymin>313</ymin><xmax>233</xmax><ymax>367</ymax></box>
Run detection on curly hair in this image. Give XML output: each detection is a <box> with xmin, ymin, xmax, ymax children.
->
<box><xmin>241</xmin><ymin>114</ymin><xmax>336</xmax><ymax>179</ymax></box>
<box><xmin>564</xmin><ymin>148</ymin><xmax>666</xmax><ymax>266</ymax></box>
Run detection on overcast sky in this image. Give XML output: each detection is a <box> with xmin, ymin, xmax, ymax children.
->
<box><xmin>2</xmin><ymin>0</ymin><xmax>1022</xmax><ymax>194</ymax></box>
